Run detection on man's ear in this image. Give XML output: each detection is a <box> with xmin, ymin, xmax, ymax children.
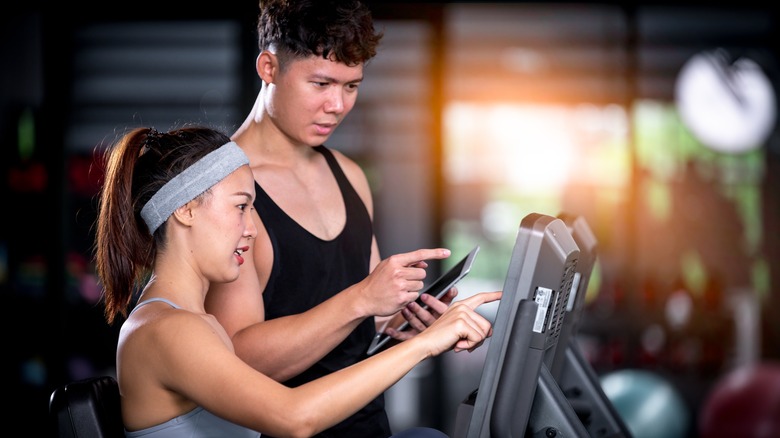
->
<box><xmin>257</xmin><ymin>51</ymin><xmax>277</xmax><ymax>84</ymax></box>
<box><xmin>171</xmin><ymin>201</ymin><xmax>196</xmax><ymax>228</ymax></box>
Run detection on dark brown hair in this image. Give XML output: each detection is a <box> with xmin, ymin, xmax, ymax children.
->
<box><xmin>95</xmin><ymin>126</ymin><xmax>231</xmax><ymax>324</ymax></box>
<box><xmin>257</xmin><ymin>0</ymin><xmax>383</xmax><ymax>68</ymax></box>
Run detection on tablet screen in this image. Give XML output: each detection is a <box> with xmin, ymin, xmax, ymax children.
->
<box><xmin>366</xmin><ymin>245</ymin><xmax>480</xmax><ymax>356</ymax></box>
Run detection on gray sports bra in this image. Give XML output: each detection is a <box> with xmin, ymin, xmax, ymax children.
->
<box><xmin>129</xmin><ymin>297</ymin><xmax>182</xmax><ymax>315</ymax></box>
<box><xmin>125</xmin><ymin>297</ymin><xmax>261</xmax><ymax>438</ymax></box>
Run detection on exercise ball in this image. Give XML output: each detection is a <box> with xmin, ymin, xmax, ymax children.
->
<box><xmin>600</xmin><ymin>369</ymin><xmax>690</xmax><ymax>438</ymax></box>
<box><xmin>699</xmin><ymin>362</ymin><xmax>780</xmax><ymax>438</ymax></box>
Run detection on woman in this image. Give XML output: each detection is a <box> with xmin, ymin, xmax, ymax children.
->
<box><xmin>94</xmin><ymin>126</ymin><xmax>501</xmax><ymax>437</ymax></box>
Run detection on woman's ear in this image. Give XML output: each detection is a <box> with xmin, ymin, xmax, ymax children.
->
<box><xmin>171</xmin><ymin>201</ymin><xmax>197</xmax><ymax>228</ymax></box>
<box><xmin>257</xmin><ymin>51</ymin><xmax>277</xmax><ymax>84</ymax></box>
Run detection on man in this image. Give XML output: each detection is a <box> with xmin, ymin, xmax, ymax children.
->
<box><xmin>205</xmin><ymin>1</ymin><xmax>458</xmax><ymax>436</ymax></box>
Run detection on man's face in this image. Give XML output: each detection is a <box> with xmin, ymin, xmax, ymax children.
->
<box><xmin>267</xmin><ymin>55</ymin><xmax>364</xmax><ymax>147</ymax></box>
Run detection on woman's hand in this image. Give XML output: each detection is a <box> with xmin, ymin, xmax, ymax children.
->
<box><xmin>414</xmin><ymin>291</ymin><xmax>502</xmax><ymax>356</ymax></box>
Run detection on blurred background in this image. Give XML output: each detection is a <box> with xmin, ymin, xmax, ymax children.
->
<box><xmin>4</xmin><ymin>1</ymin><xmax>779</xmax><ymax>437</ymax></box>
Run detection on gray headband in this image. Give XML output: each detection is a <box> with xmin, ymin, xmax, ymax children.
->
<box><xmin>140</xmin><ymin>141</ymin><xmax>249</xmax><ymax>234</ymax></box>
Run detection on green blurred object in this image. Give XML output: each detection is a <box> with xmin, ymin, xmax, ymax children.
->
<box><xmin>18</xmin><ymin>107</ymin><xmax>35</xmax><ymax>160</ymax></box>
<box><xmin>600</xmin><ymin>369</ymin><xmax>690</xmax><ymax>438</ymax></box>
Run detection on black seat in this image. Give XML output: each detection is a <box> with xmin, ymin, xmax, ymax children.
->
<box><xmin>49</xmin><ymin>375</ymin><xmax>124</xmax><ymax>438</ymax></box>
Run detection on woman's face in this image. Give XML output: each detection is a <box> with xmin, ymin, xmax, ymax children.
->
<box><xmin>192</xmin><ymin>165</ymin><xmax>257</xmax><ymax>283</ymax></box>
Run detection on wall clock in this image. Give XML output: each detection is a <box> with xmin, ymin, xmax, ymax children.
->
<box><xmin>675</xmin><ymin>49</ymin><xmax>777</xmax><ymax>154</ymax></box>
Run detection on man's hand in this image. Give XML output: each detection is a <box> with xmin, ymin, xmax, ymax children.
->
<box><xmin>355</xmin><ymin>248</ymin><xmax>451</xmax><ymax>318</ymax></box>
<box><xmin>384</xmin><ymin>286</ymin><xmax>459</xmax><ymax>342</ymax></box>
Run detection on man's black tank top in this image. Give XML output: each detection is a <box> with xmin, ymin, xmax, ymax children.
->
<box><xmin>256</xmin><ymin>146</ymin><xmax>391</xmax><ymax>438</ymax></box>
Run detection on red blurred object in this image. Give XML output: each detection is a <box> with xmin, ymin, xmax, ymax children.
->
<box><xmin>699</xmin><ymin>362</ymin><xmax>780</xmax><ymax>438</ymax></box>
<box><xmin>8</xmin><ymin>162</ymin><xmax>46</xmax><ymax>192</ymax></box>
<box><xmin>69</xmin><ymin>154</ymin><xmax>104</xmax><ymax>197</ymax></box>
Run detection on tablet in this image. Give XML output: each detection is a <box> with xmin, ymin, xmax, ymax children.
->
<box><xmin>366</xmin><ymin>245</ymin><xmax>480</xmax><ymax>356</ymax></box>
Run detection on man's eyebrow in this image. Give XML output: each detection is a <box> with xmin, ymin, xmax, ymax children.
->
<box><xmin>311</xmin><ymin>73</ymin><xmax>364</xmax><ymax>84</ymax></box>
